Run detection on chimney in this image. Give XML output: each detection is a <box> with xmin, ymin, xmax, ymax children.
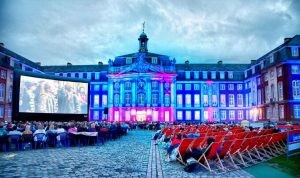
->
<box><xmin>35</xmin><ymin>62</ymin><xmax>41</xmax><ymax>66</ymax></box>
<box><xmin>0</xmin><ymin>43</ymin><xmax>4</xmax><ymax>47</ymax></box>
<box><xmin>217</xmin><ymin>60</ymin><xmax>223</xmax><ymax>65</ymax></box>
<box><xmin>284</xmin><ymin>38</ymin><xmax>292</xmax><ymax>43</ymax></box>
<box><xmin>98</xmin><ymin>61</ymin><xmax>103</xmax><ymax>65</ymax></box>
<box><xmin>251</xmin><ymin>60</ymin><xmax>257</xmax><ymax>64</ymax></box>
<box><xmin>67</xmin><ymin>62</ymin><xmax>72</xmax><ymax>66</ymax></box>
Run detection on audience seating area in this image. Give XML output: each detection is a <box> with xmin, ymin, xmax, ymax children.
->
<box><xmin>0</xmin><ymin>121</ymin><xmax>130</xmax><ymax>152</ymax></box>
<box><xmin>159</xmin><ymin>125</ymin><xmax>287</xmax><ymax>174</ymax></box>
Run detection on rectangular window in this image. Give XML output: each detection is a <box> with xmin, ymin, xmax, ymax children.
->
<box><xmin>203</xmin><ymin>95</ymin><xmax>208</xmax><ymax>106</ymax></box>
<box><xmin>266</xmin><ymin>107</ymin><xmax>271</xmax><ymax>119</ymax></box>
<box><xmin>213</xmin><ymin>111</ymin><xmax>218</xmax><ymax>120</ymax></box>
<box><xmin>229</xmin><ymin>110</ymin><xmax>235</xmax><ymax>120</ymax></box>
<box><xmin>252</xmin><ymin>67</ymin><xmax>255</xmax><ymax>74</ymax></box>
<box><xmin>177</xmin><ymin>95</ymin><xmax>182</xmax><ymax>106</ymax></box>
<box><xmin>185</xmin><ymin>71</ymin><xmax>190</xmax><ymax>79</ymax></box>
<box><xmin>186</xmin><ymin>111</ymin><xmax>191</xmax><ymax>120</ymax></box>
<box><xmin>177</xmin><ymin>111</ymin><xmax>183</xmax><ymax>120</ymax></box>
<box><xmin>95</xmin><ymin>72</ymin><xmax>100</xmax><ymax>80</ymax></box>
<box><xmin>292</xmin><ymin>65</ymin><xmax>300</xmax><ymax>74</ymax></box>
<box><xmin>125</xmin><ymin>82</ymin><xmax>131</xmax><ymax>90</ymax></box>
<box><xmin>220</xmin><ymin>94</ymin><xmax>226</xmax><ymax>106</ymax></box>
<box><xmin>270</xmin><ymin>54</ymin><xmax>274</xmax><ymax>63</ymax></box>
<box><xmin>257</xmin><ymin>78</ymin><xmax>261</xmax><ymax>85</ymax></box>
<box><xmin>126</xmin><ymin>58</ymin><xmax>132</xmax><ymax>64</ymax></box>
<box><xmin>125</xmin><ymin>93</ymin><xmax>131</xmax><ymax>105</ymax></box>
<box><xmin>0</xmin><ymin>106</ymin><xmax>4</xmax><ymax>118</ymax></box>
<box><xmin>229</xmin><ymin>94</ymin><xmax>234</xmax><ymax>106</ymax></box>
<box><xmin>238</xmin><ymin>110</ymin><xmax>243</xmax><ymax>120</ymax></box>
<box><xmin>237</xmin><ymin>84</ymin><xmax>243</xmax><ymax>90</ymax></box>
<box><xmin>152</xmin><ymin>57</ymin><xmax>158</xmax><ymax>64</ymax></box>
<box><xmin>125</xmin><ymin>111</ymin><xmax>131</xmax><ymax>121</ymax></box>
<box><xmin>245</xmin><ymin>94</ymin><xmax>249</xmax><ymax>107</ymax></box>
<box><xmin>185</xmin><ymin>94</ymin><xmax>191</xmax><ymax>106</ymax></box>
<box><xmin>203</xmin><ymin>71</ymin><xmax>208</xmax><ymax>79</ymax></box>
<box><xmin>7</xmin><ymin>107</ymin><xmax>12</xmax><ymax>118</ymax></box>
<box><xmin>177</xmin><ymin>84</ymin><xmax>182</xmax><ymax>90</ymax></box>
<box><xmin>194</xmin><ymin>84</ymin><xmax>200</xmax><ymax>90</ymax></box>
<box><xmin>94</xmin><ymin>85</ymin><xmax>100</xmax><ymax>91</ymax></box>
<box><xmin>294</xmin><ymin>105</ymin><xmax>300</xmax><ymax>118</ymax></box>
<box><xmin>291</xmin><ymin>47</ymin><xmax>299</xmax><ymax>57</ymax></box>
<box><xmin>264</xmin><ymin>74</ymin><xmax>268</xmax><ymax>81</ymax></box>
<box><xmin>114</xmin><ymin>111</ymin><xmax>119</xmax><ymax>121</ymax></box>
<box><xmin>102</xmin><ymin>85</ymin><xmax>108</xmax><ymax>91</ymax></box>
<box><xmin>228</xmin><ymin>84</ymin><xmax>234</xmax><ymax>90</ymax></box>
<box><xmin>152</xmin><ymin>81</ymin><xmax>158</xmax><ymax>89</ymax></box>
<box><xmin>194</xmin><ymin>71</ymin><xmax>199</xmax><ymax>79</ymax></box>
<box><xmin>220</xmin><ymin>72</ymin><xmax>225</xmax><ymax>79</ymax></box>
<box><xmin>292</xmin><ymin>80</ymin><xmax>300</xmax><ymax>99</ymax></box>
<box><xmin>195</xmin><ymin>111</ymin><xmax>200</xmax><ymax>120</ymax></box>
<box><xmin>237</xmin><ymin>94</ymin><xmax>243</xmax><ymax>106</ymax></box>
<box><xmin>278</xmin><ymin>82</ymin><xmax>283</xmax><ymax>101</ymax></box>
<box><xmin>93</xmin><ymin>111</ymin><xmax>99</xmax><ymax>120</ymax></box>
<box><xmin>228</xmin><ymin>71</ymin><xmax>233</xmax><ymax>79</ymax></box>
<box><xmin>102</xmin><ymin>95</ymin><xmax>107</xmax><ymax>106</ymax></box>
<box><xmin>220</xmin><ymin>84</ymin><xmax>225</xmax><ymax>90</ymax></box>
<box><xmin>114</xmin><ymin>94</ymin><xmax>120</xmax><ymax>106</ymax></box>
<box><xmin>211</xmin><ymin>71</ymin><xmax>216</xmax><ymax>79</ymax></box>
<box><xmin>257</xmin><ymin>90</ymin><xmax>261</xmax><ymax>105</ymax></box>
<box><xmin>279</xmin><ymin>105</ymin><xmax>284</xmax><ymax>119</ymax></box>
<box><xmin>165</xmin><ymin>111</ymin><xmax>170</xmax><ymax>122</ymax></box>
<box><xmin>153</xmin><ymin>111</ymin><xmax>158</xmax><ymax>122</ymax></box>
<box><xmin>212</xmin><ymin>95</ymin><xmax>217</xmax><ymax>106</ymax></box>
<box><xmin>185</xmin><ymin>84</ymin><xmax>191</xmax><ymax>90</ymax></box>
<box><xmin>94</xmin><ymin>95</ymin><xmax>99</xmax><ymax>107</ymax></box>
<box><xmin>221</xmin><ymin>110</ymin><xmax>226</xmax><ymax>120</ymax></box>
<box><xmin>194</xmin><ymin>94</ymin><xmax>200</xmax><ymax>106</ymax></box>
<box><xmin>164</xmin><ymin>94</ymin><xmax>170</xmax><ymax>106</ymax></box>
<box><xmin>152</xmin><ymin>93</ymin><xmax>158</xmax><ymax>105</ymax></box>
<box><xmin>204</xmin><ymin>111</ymin><xmax>208</xmax><ymax>121</ymax></box>
<box><xmin>277</xmin><ymin>67</ymin><xmax>282</xmax><ymax>77</ymax></box>
<box><xmin>138</xmin><ymin>93</ymin><xmax>145</xmax><ymax>106</ymax></box>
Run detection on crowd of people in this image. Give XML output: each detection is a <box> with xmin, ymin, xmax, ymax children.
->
<box><xmin>0</xmin><ymin>120</ymin><xmax>131</xmax><ymax>151</ymax></box>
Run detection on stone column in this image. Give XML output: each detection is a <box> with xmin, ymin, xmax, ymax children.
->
<box><xmin>160</xmin><ymin>80</ymin><xmax>164</xmax><ymax>107</ymax></box>
<box><xmin>147</xmin><ymin>79</ymin><xmax>151</xmax><ymax>107</ymax></box>
<box><xmin>132</xmin><ymin>79</ymin><xmax>136</xmax><ymax>107</ymax></box>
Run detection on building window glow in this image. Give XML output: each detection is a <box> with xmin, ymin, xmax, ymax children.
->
<box><xmin>125</xmin><ymin>93</ymin><xmax>131</xmax><ymax>105</ymax></box>
<box><xmin>229</xmin><ymin>94</ymin><xmax>234</xmax><ymax>106</ymax></box>
<box><xmin>152</xmin><ymin>57</ymin><xmax>158</xmax><ymax>64</ymax></box>
<box><xmin>94</xmin><ymin>95</ymin><xmax>99</xmax><ymax>107</ymax></box>
<box><xmin>125</xmin><ymin>82</ymin><xmax>131</xmax><ymax>90</ymax></box>
<box><xmin>229</xmin><ymin>110</ymin><xmax>235</xmax><ymax>120</ymax></box>
<box><xmin>165</xmin><ymin>111</ymin><xmax>170</xmax><ymax>122</ymax></box>
<box><xmin>195</xmin><ymin>111</ymin><xmax>200</xmax><ymax>120</ymax></box>
<box><xmin>185</xmin><ymin>94</ymin><xmax>191</xmax><ymax>106</ymax></box>
<box><xmin>126</xmin><ymin>58</ymin><xmax>132</xmax><ymax>64</ymax></box>
<box><xmin>291</xmin><ymin>47</ymin><xmax>299</xmax><ymax>57</ymax></box>
<box><xmin>220</xmin><ymin>84</ymin><xmax>225</xmax><ymax>90</ymax></box>
<box><xmin>211</xmin><ymin>71</ymin><xmax>216</xmax><ymax>79</ymax></box>
<box><xmin>114</xmin><ymin>111</ymin><xmax>119</xmax><ymax>121</ymax></box>
<box><xmin>93</xmin><ymin>111</ymin><xmax>99</xmax><ymax>120</ymax></box>
<box><xmin>237</xmin><ymin>84</ymin><xmax>243</xmax><ymax>90</ymax></box>
<box><xmin>164</xmin><ymin>94</ymin><xmax>170</xmax><ymax>106</ymax></box>
<box><xmin>185</xmin><ymin>84</ymin><xmax>191</xmax><ymax>90</ymax></box>
<box><xmin>277</xmin><ymin>67</ymin><xmax>282</xmax><ymax>77</ymax></box>
<box><xmin>257</xmin><ymin>90</ymin><xmax>261</xmax><ymax>105</ymax></box>
<box><xmin>153</xmin><ymin>111</ymin><xmax>158</xmax><ymax>121</ymax></box>
<box><xmin>212</xmin><ymin>95</ymin><xmax>217</xmax><ymax>106</ymax></box>
<box><xmin>177</xmin><ymin>94</ymin><xmax>182</xmax><ymax>106</ymax></box>
<box><xmin>294</xmin><ymin>105</ymin><xmax>300</xmax><ymax>118</ymax></box>
<box><xmin>177</xmin><ymin>111</ymin><xmax>183</xmax><ymax>120</ymax></box>
<box><xmin>220</xmin><ymin>94</ymin><xmax>226</xmax><ymax>106</ymax></box>
<box><xmin>278</xmin><ymin>82</ymin><xmax>283</xmax><ymax>101</ymax></box>
<box><xmin>138</xmin><ymin>93</ymin><xmax>145</xmax><ymax>106</ymax></box>
<box><xmin>204</xmin><ymin>111</ymin><xmax>208</xmax><ymax>121</ymax></box>
<box><xmin>292</xmin><ymin>80</ymin><xmax>300</xmax><ymax>99</ymax></box>
<box><xmin>237</xmin><ymin>94</ymin><xmax>243</xmax><ymax>106</ymax></box>
<box><xmin>177</xmin><ymin>84</ymin><xmax>182</xmax><ymax>90</ymax></box>
<box><xmin>152</xmin><ymin>93</ymin><xmax>158</xmax><ymax>105</ymax></box>
<box><xmin>186</xmin><ymin>111</ymin><xmax>191</xmax><ymax>120</ymax></box>
<box><xmin>102</xmin><ymin>84</ymin><xmax>108</xmax><ymax>90</ymax></box>
<box><xmin>94</xmin><ymin>85</ymin><xmax>100</xmax><ymax>91</ymax></box>
<box><xmin>114</xmin><ymin>94</ymin><xmax>120</xmax><ymax>106</ymax></box>
<box><xmin>194</xmin><ymin>71</ymin><xmax>199</xmax><ymax>79</ymax></box>
<box><xmin>292</xmin><ymin>65</ymin><xmax>300</xmax><ymax>74</ymax></box>
<box><xmin>0</xmin><ymin>106</ymin><xmax>4</xmax><ymax>118</ymax></box>
<box><xmin>220</xmin><ymin>72</ymin><xmax>225</xmax><ymax>79</ymax></box>
<box><xmin>213</xmin><ymin>111</ymin><xmax>218</xmax><ymax>120</ymax></box>
<box><xmin>194</xmin><ymin>94</ymin><xmax>200</xmax><ymax>106</ymax></box>
<box><xmin>194</xmin><ymin>84</ymin><xmax>200</xmax><ymax>90</ymax></box>
<box><xmin>185</xmin><ymin>71</ymin><xmax>191</xmax><ymax>79</ymax></box>
<box><xmin>266</xmin><ymin>107</ymin><xmax>271</xmax><ymax>119</ymax></box>
<box><xmin>203</xmin><ymin>71</ymin><xmax>208</xmax><ymax>79</ymax></box>
<box><xmin>279</xmin><ymin>105</ymin><xmax>284</xmax><ymax>119</ymax></box>
<box><xmin>221</xmin><ymin>110</ymin><xmax>226</xmax><ymax>120</ymax></box>
<box><xmin>238</xmin><ymin>110</ymin><xmax>243</xmax><ymax>120</ymax></box>
<box><xmin>125</xmin><ymin>111</ymin><xmax>131</xmax><ymax>121</ymax></box>
<box><xmin>228</xmin><ymin>84</ymin><xmax>234</xmax><ymax>90</ymax></box>
<box><xmin>102</xmin><ymin>95</ymin><xmax>107</xmax><ymax>106</ymax></box>
<box><xmin>228</xmin><ymin>71</ymin><xmax>233</xmax><ymax>79</ymax></box>
<box><xmin>203</xmin><ymin>95</ymin><xmax>208</xmax><ymax>106</ymax></box>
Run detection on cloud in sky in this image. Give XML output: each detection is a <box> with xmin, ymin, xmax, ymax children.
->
<box><xmin>0</xmin><ymin>0</ymin><xmax>299</xmax><ymax>65</ymax></box>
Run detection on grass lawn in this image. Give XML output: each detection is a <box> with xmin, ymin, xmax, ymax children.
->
<box><xmin>267</xmin><ymin>154</ymin><xmax>300</xmax><ymax>177</ymax></box>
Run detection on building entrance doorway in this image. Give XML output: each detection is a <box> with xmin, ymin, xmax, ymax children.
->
<box><xmin>136</xmin><ymin>110</ymin><xmax>147</xmax><ymax>121</ymax></box>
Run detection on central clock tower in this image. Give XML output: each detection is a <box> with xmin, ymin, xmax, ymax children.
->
<box><xmin>138</xmin><ymin>31</ymin><xmax>148</xmax><ymax>53</ymax></box>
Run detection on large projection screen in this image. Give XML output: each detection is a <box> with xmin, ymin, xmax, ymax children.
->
<box><xmin>19</xmin><ymin>75</ymin><xmax>88</xmax><ymax>114</ymax></box>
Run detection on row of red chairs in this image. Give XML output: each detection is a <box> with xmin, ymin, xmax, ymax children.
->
<box><xmin>174</xmin><ymin>132</ymin><xmax>286</xmax><ymax>173</ymax></box>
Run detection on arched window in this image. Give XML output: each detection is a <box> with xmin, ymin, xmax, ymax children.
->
<box><xmin>0</xmin><ymin>84</ymin><xmax>5</xmax><ymax>101</ymax></box>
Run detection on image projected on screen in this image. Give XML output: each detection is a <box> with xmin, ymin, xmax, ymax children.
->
<box><xmin>19</xmin><ymin>76</ymin><xmax>88</xmax><ymax>114</ymax></box>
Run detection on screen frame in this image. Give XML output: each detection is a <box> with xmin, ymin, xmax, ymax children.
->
<box><xmin>13</xmin><ymin>70</ymin><xmax>90</xmax><ymax>122</ymax></box>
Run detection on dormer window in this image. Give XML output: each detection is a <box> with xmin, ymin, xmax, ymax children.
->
<box><xmin>126</xmin><ymin>58</ymin><xmax>132</xmax><ymax>65</ymax></box>
<box><xmin>291</xmin><ymin>47</ymin><xmax>299</xmax><ymax>57</ymax></box>
<box><xmin>228</xmin><ymin>71</ymin><xmax>233</xmax><ymax>79</ymax></box>
<box><xmin>270</xmin><ymin>54</ymin><xmax>274</xmax><ymax>63</ymax></box>
<box><xmin>211</xmin><ymin>71</ymin><xmax>216</xmax><ymax>79</ymax></box>
<box><xmin>152</xmin><ymin>57</ymin><xmax>158</xmax><ymax>64</ymax></box>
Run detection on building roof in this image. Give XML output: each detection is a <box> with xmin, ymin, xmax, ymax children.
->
<box><xmin>176</xmin><ymin>63</ymin><xmax>250</xmax><ymax>71</ymax></box>
<box><xmin>0</xmin><ymin>46</ymin><xmax>42</xmax><ymax>70</ymax></box>
<box><xmin>42</xmin><ymin>64</ymin><xmax>108</xmax><ymax>73</ymax></box>
<box><xmin>116</xmin><ymin>52</ymin><xmax>168</xmax><ymax>58</ymax></box>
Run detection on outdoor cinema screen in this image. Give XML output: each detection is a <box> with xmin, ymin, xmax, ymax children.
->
<box><xmin>19</xmin><ymin>75</ymin><xmax>88</xmax><ymax>114</ymax></box>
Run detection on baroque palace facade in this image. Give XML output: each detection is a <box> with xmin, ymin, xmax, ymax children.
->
<box><xmin>0</xmin><ymin>33</ymin><xmax>300</xmax><ymax>123</ymax></box>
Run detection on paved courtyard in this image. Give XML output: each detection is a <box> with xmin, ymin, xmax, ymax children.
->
<box><xmin>0</xmin><ymin>130</ymin><xmax>254</xmax><ymax>178</ymax></box>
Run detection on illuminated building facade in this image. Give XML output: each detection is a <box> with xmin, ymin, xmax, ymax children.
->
<box><xmin>0</xmin><ymin>34</ymin><xmax>300</xmax><ymax>122</ymax></box>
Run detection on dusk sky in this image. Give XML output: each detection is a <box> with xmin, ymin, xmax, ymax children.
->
<box><xmin>0</xmin><ymin>0</ymin><xmax>299</xmax><ymax>65</ymax></box>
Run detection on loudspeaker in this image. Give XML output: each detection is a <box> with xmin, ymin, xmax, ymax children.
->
<box><xmin>104</xmin><ymin>107</ymin><xmax>108</xmax><ymax>114</ymax></box>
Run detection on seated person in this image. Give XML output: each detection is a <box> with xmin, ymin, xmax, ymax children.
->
<box><xmin>47</xmin><ymin>124</ymin><xmax>57</xmax><ymax>134</ymax></box>
<box><xmin>165</xmin><ymin>134</ymin><xmax>183</xmax><ymax>157</ymax></box>
<box><xmin>0</xmin><ymin>122</ymin><xmax>7</xmax><ymax>136</ymax></box>
<box><xmin>23</xmin><ymin>125</ymin><xmax>33</xmax><ymax>135</ymax></box>
<box><xmin>7</xmin><ymin>126</ymin><xmax>22</xmax><ymax>136</ymax></box>
<box><xmin>33</xmin><ymin>124</ymin><xmax>46</xmax><ymax>141</ymax></box>
<box><xmin>88</xmin><ymin>123</ymin><xmax>97</xmax><ymax>132</ymax></box>
<box><xmin>68</xmin><ymin>124</ymin><xmax>77</xmax><ymax>134</ymax></box>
